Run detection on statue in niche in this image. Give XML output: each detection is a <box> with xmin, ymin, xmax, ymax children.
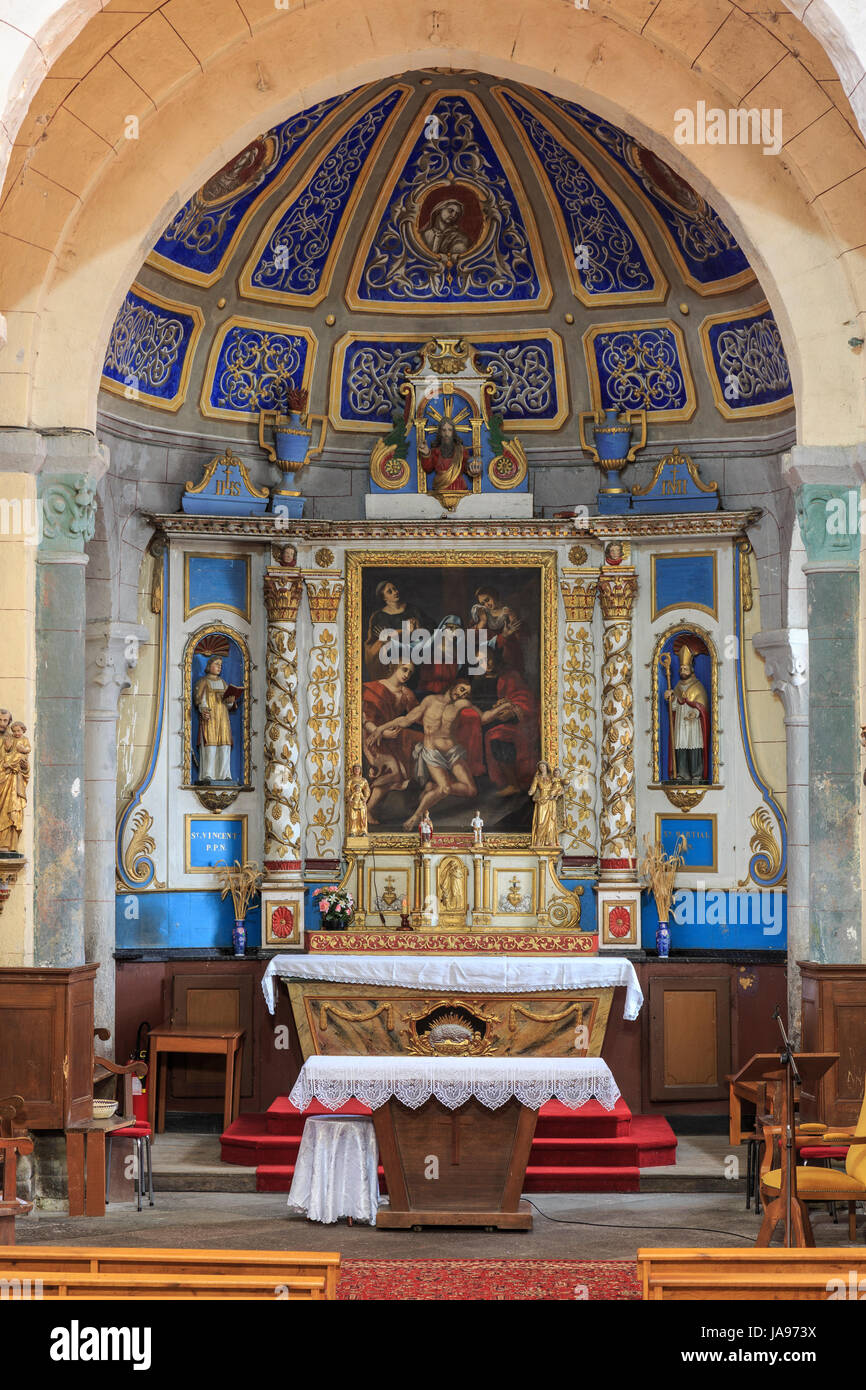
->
<box><xmin>194</xmin><ymin>656</ymin><xmax>241</xmax><ymax>784</ymax></box>
<box><xmin>528</xmin><ymin>760</ymin><xmax>563</xmax><ymax>849</ymax></box>
<box><xmin>0</xmin><ymin>710</ymin><xmax>30</xmax><ymax>855</ymax></box>
<box><xmin>419</xmin><ymin>414</ymin><xmax>480</xmax><ymax>499</ymax></box>
<box><xmin>662</xmin><ymin>640</ymin><xmax>710</xmax><ymax>785</ymax></box>
<box><xmin>345</xmin><ymin>763</ymin><xmax>371</xmax><ymax>839</ymax></box>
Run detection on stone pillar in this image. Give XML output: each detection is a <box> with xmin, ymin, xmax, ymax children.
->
<box><xmin>753</xmin><ymin>629</ymin><xmax>809</xmax><ymax>1040</ymax></box>
<box><xmin>302</xmin><ymin>574</ymin><xmax>344</xmax><ymax>869</ymax></box>
<box><xmin>792</xmin><ymin>479</ymin><xmax>861</xmax><ymax>967</ymax></box>
<box><xmin>260</xmin><ymin>569</ymin><xmax>305</xmax><ymax>946</ymax></box>
<box><xmin>559</xmin><ymin>570</ymin><xmax>598</xmax><ymax>870</ymax></box>
<box><xmin>34</xmin><ymin>473</ymin><xmax>99</xmax><ymax>967</ymax></box>
<box><xmin>0</xmin><ymin>460</ymin><xmax>38</xmax><ymax>966</ymax></box>
<box><xmin>595</xmin><ymin>565</ymin><xmax>641</xmax><ymax>949</ymax></box>
<box><xmin>85</xmin><ymin>620</ymin><xmax>147</xmax><ymax>1037</ymax></box>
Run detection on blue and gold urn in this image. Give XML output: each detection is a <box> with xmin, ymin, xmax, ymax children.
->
<box><xmin>258</xmin><ymin>387</ymin><xmax>328</xmax><ymax>519</ymax></box>
<box><xmin>578</xmin><ymin>407</ymin><xmax>647</xmax><ymax>514</ymax></box>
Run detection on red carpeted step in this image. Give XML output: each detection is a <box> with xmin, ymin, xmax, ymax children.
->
<box><xmin>265</xmin><ymin>1096</ymin><xmax>370</xmax><ymax>1135</ymax></box>
<box><xmin>534</xmin><ymin>1098</ymin><xmax>632</xmax><ymax>1138</ymax></box>
<box><xmin>523</xmin><ymin>1165</ymin><xmax>640</xmax><ymax>1194</ymax></box>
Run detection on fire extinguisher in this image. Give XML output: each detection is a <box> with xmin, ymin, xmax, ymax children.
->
<box><xmin>131</xmin><ymin>1021</ymin><xmax>151</xmax><ymax>1123</ymax></box>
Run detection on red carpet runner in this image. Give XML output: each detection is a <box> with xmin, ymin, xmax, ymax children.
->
<box><xmin>337</xmin><ymin>1258</ymin><xmax>641</xmax><ymax>1300</ymax></box>
<box><xmin>221</xmin><ymin>1096</ymin><xmax>676</xmax><ymax>1194</ymax></box>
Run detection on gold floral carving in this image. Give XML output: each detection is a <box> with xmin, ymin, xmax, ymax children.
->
<box><xmin>663</xmin><ymin>787</ymin><xmax>707</xmax><ymax>811</ymax></box>
<box><xmin>121</xmin><ymin>808</ymin><xmax>165</xmax><ymax>889</ymax></box>
<box><xmin>599</xmin><ymin>613</ymin><xmax>637</xmax><ymax>865</ymax></box>
<box><xmin>306</xmin><ymin>626</ymin><xmax>342</xmax><ymax>859</ymax></box>
<box><xmin>560</xmin><ymin>596</ymin><xmax>596</xmax><ymax>854</ymax></box>
<box><xmin>305</xmin><ymin>578</ymin><xmax>343</xmax><ymax>625</ymax></box>
<box><xmin>401</xmin><ymin>997</ymin><xmax>500</xmax><ymax>1056</ymax></box>
<box><xmin>738</xmin><ymin>806</ymin><xmax>784</xmax><ymax>887</ymax></box>
<box><xmin>307</xmin><ymin>931</ymin><xmax>597</xmax><ymax>953</ymax></box>
<box><xmin>263</xmin><ymin>573</ymin><xmax>303</xmax><ymax>624</ymax></box>
<box><xmin>560</xmin><ymin>577</ymin><xmax>597</xmax><ymax>623</ymax></box>
<box><xmin>315</xmin><ymin>547</ymin><xmax>335</xmax><ymax>569</ymax></box>
<box><xmin>598</xmin><ymin>570</ymin><xmax>638</xmax><ymax>621</ymax></box>
<box><xmin>263</xmin><ymin>588</ymin><xmax>301</xmax><ymax>864</ymax></box>
<box><xmin>569</xmin><ymin>544</ymin><xmax>588</xmax><ymax>566</ymax></box>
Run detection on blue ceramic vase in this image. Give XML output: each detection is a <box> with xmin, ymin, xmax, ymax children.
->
<box><xmin>656</xmin><ymin>922</ymin><xmax>671</xmax><ymax>959</ymax></box>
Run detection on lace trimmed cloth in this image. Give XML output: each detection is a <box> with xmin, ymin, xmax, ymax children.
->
<box><xmin>262</xmin><ymin>953</ymin><xmax>643</xmax><ymax>1019</ymax></box>
<box><xmin>288</xmin><ymin>1055</ymin><xmax>622</xmax><ymax>1114</ymax></box>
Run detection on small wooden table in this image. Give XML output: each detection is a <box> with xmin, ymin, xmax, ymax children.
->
<box><xmin>147</xmin><ymin>1027</ymin><xmax>245</xmax><ymax>1135</ymax></box>
<box><xmin>66</xmin><ymin>1116</ymin><xmax>135</xmax><ymax>1218</ymax></box>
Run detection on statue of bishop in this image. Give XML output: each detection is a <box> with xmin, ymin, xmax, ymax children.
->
<box><xmin>664</xmin><ymin>644</ymin><xmax>710</xmax><ymax>785</ymax></box>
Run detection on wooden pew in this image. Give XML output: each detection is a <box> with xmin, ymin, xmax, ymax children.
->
<box><xmin>638</xmin><ymin>1248</ymin><xmax>866</xmax><ymax>1300</ymax></box>
<box><xmin>0</xmin><ymin>1271</ymin><xmax>326</xmax><ymax>1300</ymax></box>
<box><xmin>0</xmin><ymin>1246</ymin><xmax>341</xmax><ymax>1300</ymax></box>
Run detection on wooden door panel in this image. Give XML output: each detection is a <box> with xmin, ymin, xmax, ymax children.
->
<box><xmin>649</xmin><ymin>976</ymin><xmax>731</xmax><ymax>1102</ymax></box>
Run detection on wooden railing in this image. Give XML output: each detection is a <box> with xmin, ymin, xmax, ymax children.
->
<box><xmin>638</xmin><ymin>1248</ymin><xmax>866</xmax><ymax>1300</ymax></box>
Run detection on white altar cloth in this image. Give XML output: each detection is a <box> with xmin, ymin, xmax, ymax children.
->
<box><xmin>262</xmin><ymin>952</ymin><xmax>643</xmax><ymax>1019</ymax></box>
<box><xmin>288</xmin><ymin>1054</ymin><xmax>622</xmax><ymax>1113</ymax></box>
<box><xmin>287</xmin><ymin>1115</ymin><xmax>380</xmax><ymax>1226</ymax></box>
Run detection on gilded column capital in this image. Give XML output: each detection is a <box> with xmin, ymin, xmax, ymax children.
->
<box><xmin>263</xmin><ymin>573</ymin><xmax>303</xmax><ymax>624</ymax></box>
<box><xmin>598</xmin><ymin>569</ymin><xmax>638</xmax><ymax>621</ymax></box>
<box><xmin>560</xmin><ymin>576</ymin><xmax>597</xmax><ymax>622</ymax></box>
<box><xmin>304</xmin><ymin>575</ymin><xmax>345</xmax><ymax>625</ymax></box>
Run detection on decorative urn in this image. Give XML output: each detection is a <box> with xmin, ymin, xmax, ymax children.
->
<box><xmin>578</xmin><ymin>407</ymin><xmax>647</xmax><ymax>514</ymax></box>
<box><xmin>258</xmin><ymin>387</ymin><xmax>328</xmax><ymax>519</ymax></box>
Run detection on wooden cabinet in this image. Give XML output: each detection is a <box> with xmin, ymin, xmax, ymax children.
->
<box><xmin>799</xmin><ymin>962</ymin><xmax>866</xmax><ymax>1126</ymax></box>
<box><xmin>169</xmin><ymin>971</ymin><xmax>254</xmax><ymax>1101</ymax></box>
<box><xmin>0</xmin><ymin>965</ymin><xmax>97</xmax><ymax>1129</ymax></box>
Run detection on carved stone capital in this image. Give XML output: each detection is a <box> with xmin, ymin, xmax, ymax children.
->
<box><xmin>560</xmin><ymin>577</ymin><xmax>597</xmax><ymax>623</ymax></box>
<box><xmin>753</xmin><ymin>628</ymin><xmax>809</xmax><ymax>723</ymax></box>
<box><xmin>38</xmin><ymin>473</ymin><xmax>98</xmax><ymax>553</ymax></box>
<box><xmin>598</xmin><ymin>569</ymin><xmax>638</xmax><ymax>621</ymax></box>
<box><xmin>264</xmin><ymin>573</ymin><xmax>303</xmax><ymax>624</ymax></box>
<box><xmin>304</xmin><ymin>575</ymin><xmax>344</xmax><ymax>625</ymax></box>
<box><xmin>85</xmin><ymin>621</ymin><xmax>150</xmax><ymax>718</ymax></box>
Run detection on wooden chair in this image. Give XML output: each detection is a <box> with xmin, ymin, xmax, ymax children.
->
<box><xmin>0</xmin><ymin>1096</ymin><xmax>33</xmax><ymax>1245</ymax></box>
<box><xmin>758</xmin><ymin>1082</ymin><xmax>866</xmax><ymax>1245</ymax></box>
<box><xmin>65</xmin><ymin>1030</ymin><xmax>150</xmax><ymax>1218</ymax></box>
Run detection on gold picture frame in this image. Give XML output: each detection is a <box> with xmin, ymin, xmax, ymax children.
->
<box><xmin>650</xmin><ymin>550</ymin><xmax>718</xmax><ymax>621</ymax></box>
<box><xmin>183</xmin><ymin>552</ymin><xmax>252</xmax><ymax>622</ymax></box>
<box><xmin>184</xmin><ymin>813</ymin><xmax>248</xmax><ymax>875</ymax></box>
<box><xmin>345</xmin><ymin>549</ymin><xmax>558</xmax><ymax>846</ymax></box>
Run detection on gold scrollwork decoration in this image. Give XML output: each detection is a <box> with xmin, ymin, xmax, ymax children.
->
<box><xmin>738</xmin><ymin>538</ymin><xmax>754</xmax><ymax>613</ymax></box>
<box><xmin>121</xmin><ymin>808</ymin><xmax>165</xmax><ymax>889</ymax></box>
<box><xmin>318</xmin><ymin>1002</ymin><xmax>395</xmax><ymax>1031</ymax></box>
<box><xmin>370</xmin><ymin>438</ymin><xmax>411</xmax><ymax>491</ymax></box>
<box><xmin>738</xmin><ymin>806</ymin><xmax>783</xmax><ymax>887</ymax></box>
<box><xmin>508</xmin><ymin>1001</ymin><xmax>587</xmax><ymax>1032</ymax></box>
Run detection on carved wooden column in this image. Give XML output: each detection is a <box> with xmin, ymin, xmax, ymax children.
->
<box><xmin>559</xmin><ymin>563</ymin><xmax>598</xmax><ymax>871</ymax></box>
<box><xmin>596</xmin><ymin>564</ymin><xmax>641</xmax><ymax>949</ymax></box>
<box><xmin>260</xmin><ymin>569</ymin><xmax>305</xmax><ymax>949</ymax></box>
<box><xmin>302</xmin><ymin>574</ymin><xmax>344</xmax><ymax>871</ymax></box>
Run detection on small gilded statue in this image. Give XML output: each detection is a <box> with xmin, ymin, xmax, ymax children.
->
<box><xmin>471</xmin><ymin>810</ymin><xmax>484</xmax><ymax>846</ymax></box>
<box><xmin>345</xmin><ymin>762</ymin><xmax>371</xmax><ymax>838</ymax></box>
<box><xmin>529</xmin><ymin>760</ymin><xmax>564</xmax><ymax>850</ymax></box>
<box><xmin>194</xmin><ymin>656</ymin><xmax>241</xmax><ymax>784</ymax></box>
<box><xmin>0</xmin><ymin>709</ymin><xmax>31</xmax><ymax>855</ymax></box>
<box><xmin>662</xmin><ymin>642</ymin><xmax>710</xmax><ymax>785</ymax></box>
<box><xmin>419</xmin><ymin>810</ymin><xmax>433</xmax><ymax>846</ymax></box>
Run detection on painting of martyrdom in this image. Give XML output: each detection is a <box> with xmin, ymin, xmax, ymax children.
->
<box><xmin>358</xmin><ymin>564</ymin><xmax>543</xmax><ymax>834</ymax></box>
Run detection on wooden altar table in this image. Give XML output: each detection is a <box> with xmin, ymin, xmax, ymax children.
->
<box><xmin>288</xmin><ymin>1055</ymin><xmax>621</xmax><ymax>1230</ymax></box>
<box><xmin>263</xmin><ymin>954</ymin><xmax>643</xmax><ymax>1061</ymax></box>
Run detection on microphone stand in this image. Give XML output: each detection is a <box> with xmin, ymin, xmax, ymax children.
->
<box><xmin>773</xmin><ymin>1008</ymin><xmax>800</xmax><ymax>1248</ymax></box>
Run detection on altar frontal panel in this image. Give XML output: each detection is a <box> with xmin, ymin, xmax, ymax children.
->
<box><xmin>286</xmin><ymin>980</ymin><xmax>613</xmax><ymax>1060</ymax></box>
<box><xmin>346</xmin><ymin>550</ymin><xmax>557</xmax><ymax>841</ymax></box>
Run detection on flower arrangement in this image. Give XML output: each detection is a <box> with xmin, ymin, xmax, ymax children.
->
<box><xmin>313</xmin><ymin>883</ymin><xmax>355</xmax><ymax>930</ymax></box>
<box><xmin>640</xmin><ymin>833</ymin><xmax>688</xmax><ymax>921</ymax></box>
